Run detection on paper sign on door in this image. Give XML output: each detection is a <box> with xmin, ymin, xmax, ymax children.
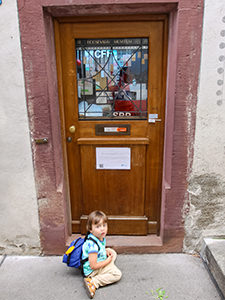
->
<box><xmin>96</xmin><ymin>147</ymin><xmax>131</xmax><ymax>170</ymax></box>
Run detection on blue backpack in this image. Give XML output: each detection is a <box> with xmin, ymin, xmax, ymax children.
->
<box><xmin>62</xmin><ymin>235</ymin><xmax>100</xmax><ymax>270</ymax></box>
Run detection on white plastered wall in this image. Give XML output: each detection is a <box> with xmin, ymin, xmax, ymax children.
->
<box><xmin>193</xmin><ymin>0</ymin><xmax>225</xmax><ymax>177</ymax></box>
<box><xmin>184</xmin><ymin>0</ymin><xmax>225</xmax><ymax>253</ymax></box>
<box><xmin>0</xmin><ymin>0</ymin><xmax>40</xmax><ymax>254</ymax></box>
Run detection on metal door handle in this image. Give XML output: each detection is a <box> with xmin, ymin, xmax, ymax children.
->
<box><xmin>69</xmin><ymin>125</ymin><xmax>76</xmax><ymax>133</ymax></box>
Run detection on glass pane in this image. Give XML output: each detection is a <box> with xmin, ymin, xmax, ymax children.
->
<box><xmin>75</xmin><ymin>38</ymin><xmax>148</xmax><ymax>120</ymax></box>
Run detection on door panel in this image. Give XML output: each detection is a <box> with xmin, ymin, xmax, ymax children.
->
<box><xmin>55</xmin><ymin>15</ymin><xmax>167</xmax><ymax>235</ymax></box>
<box><xmin>80</xmin><ymin>145</ymin><xmax>146</xmax><ymax>215</ymax></box>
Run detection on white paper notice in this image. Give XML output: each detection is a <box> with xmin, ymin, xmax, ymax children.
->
<box><xmin>96</xmin><ymin>147</ymin><xmax>131</xmax><ymax>170</ymax></box>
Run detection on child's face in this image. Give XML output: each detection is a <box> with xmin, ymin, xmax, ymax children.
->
<box><xmin>90</xmin><ymin>219</ymin><xmax>108</xmax><ymax>241</ymax></box>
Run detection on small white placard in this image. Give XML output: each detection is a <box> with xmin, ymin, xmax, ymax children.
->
<box><xmin>148</xmin><ymin>113</ymin><xmax>158</xmax><ymax>123</ymax></box>
<box><xmin>104</xmin><ymin>127</ymin><xmax>118</xmax><ymax>132</ymax></box>
<box><xmin>149</xmin><ymin>113</ymin><xmax>158</xmax><ymax>119</ymax></box>
<box><xmin>96</xmin><ymin>147</ymin><xmax>131</xmax><ymax>170</ymax></box>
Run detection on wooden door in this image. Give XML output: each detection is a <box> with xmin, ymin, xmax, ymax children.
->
<box><xmin>55</xmin><ymin>15</ymin><xmax>168</xmax><ymax>235</ymax></box>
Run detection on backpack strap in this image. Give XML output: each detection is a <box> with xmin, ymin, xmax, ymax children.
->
<box><xmin>80</xmin><ymin>236</ymin><xmax>100</xmax><ymax>277</ymax></box>
<box><xmin>84</xmin><ymin>231</ymin><xmax>100</xmax><ymax>252</ymax></box>
<box><xmin>80</xmin><ymin>231</ymin><xmax>92</xmax><ymax>265</ymax></box>
<box><xmin>81</xmin><ymin>237</ymin><xmax>100</xmax><ymax>264</ymax></box>
<box><xmin>84</xmin><ymin>231</ymin><xmax>91</xmax><ymax>241</ymax></box>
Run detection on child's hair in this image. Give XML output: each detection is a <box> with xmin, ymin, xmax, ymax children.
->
<box><xmin>87</xmin><ymin>210</ymin><xmax>108</xmax><ymax>231</ymax></box>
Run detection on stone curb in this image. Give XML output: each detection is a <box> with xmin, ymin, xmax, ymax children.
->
<box><xmin>200</xmin><ymin>237</ymin><xmax>225</xmax><ymax>299</ymax></box>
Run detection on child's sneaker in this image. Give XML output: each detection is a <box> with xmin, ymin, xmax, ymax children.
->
<box><xmin>84</xmin><ymin>277</ymin><xmax>96</xmax><ymax>299</ymax></box>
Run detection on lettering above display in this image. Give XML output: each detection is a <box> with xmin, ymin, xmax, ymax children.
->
<box><xmin>76</xmin><ymin>38</ymin><xmax>148</xmax><ymax>48</ymax></box>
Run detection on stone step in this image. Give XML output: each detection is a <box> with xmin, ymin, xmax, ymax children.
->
<box><xmin>200</xmin><ymin>237</ymin><xmax>225</xmax><ymax>299</ymax></box>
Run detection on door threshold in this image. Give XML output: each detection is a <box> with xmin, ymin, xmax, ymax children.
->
<box><xmin>66</xmin><ymin>234</ymin><xmax>166</xmax><ymax>254</ymax></box>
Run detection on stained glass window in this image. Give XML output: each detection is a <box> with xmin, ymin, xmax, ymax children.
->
<box><xmin>75</xmin><ymin>38</ymin><xmax>148</xmax><ymax>119</ymax></box>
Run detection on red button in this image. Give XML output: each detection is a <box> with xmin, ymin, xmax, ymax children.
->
<box><xmin>117</xmin><ymin>128</ymin><xmax>127</xmax><ymax>132</ymax></box>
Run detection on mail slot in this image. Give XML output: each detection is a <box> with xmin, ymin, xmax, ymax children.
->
<box><xmin>95</xmin><ymin>124</ymin><xmax>130</xmax><ymax>135</ymax></box>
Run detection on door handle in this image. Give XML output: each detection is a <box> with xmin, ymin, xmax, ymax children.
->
<box><xmin>69</xmin><ymin>125</ymin><xmax>76</xmax><ymax>133</ymax></box>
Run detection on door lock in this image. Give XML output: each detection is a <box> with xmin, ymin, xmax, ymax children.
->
<box><xmin>69</xmin><ymin>125</ymin><xmax>76</xmax><ymax>133</ymax></box>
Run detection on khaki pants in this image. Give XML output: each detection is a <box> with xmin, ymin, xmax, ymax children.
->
<box><xmin>88</xmin><ymin>248</ymin><xmax>122</xmax><ymax>289</ymax></box>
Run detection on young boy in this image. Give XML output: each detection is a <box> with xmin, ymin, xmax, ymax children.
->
<box><xmin>82</xmin><ymin>210</ymin><xmax>122</xmax><ymax>298</ymax></box>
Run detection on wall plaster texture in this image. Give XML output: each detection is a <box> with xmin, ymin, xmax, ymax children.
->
<box><xmin>184</xmin><ymin>0</ymin><xmax>225</xmax><ymax>253</ymax></box>
<box><xmin>0</xmin><ymin>0</ymin><xmax>41</xmax><ymax>254</ymax></box>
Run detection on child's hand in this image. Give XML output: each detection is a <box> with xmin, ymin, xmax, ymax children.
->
<box><xmin>107</xmin><ymin>254</ymin><xmax>113</xmax><ymax>263</ymax></box>
<box><xmin>106</xmin><ymin>248</ymin><xmax>114</xmax><ymax>258</ymax></box>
